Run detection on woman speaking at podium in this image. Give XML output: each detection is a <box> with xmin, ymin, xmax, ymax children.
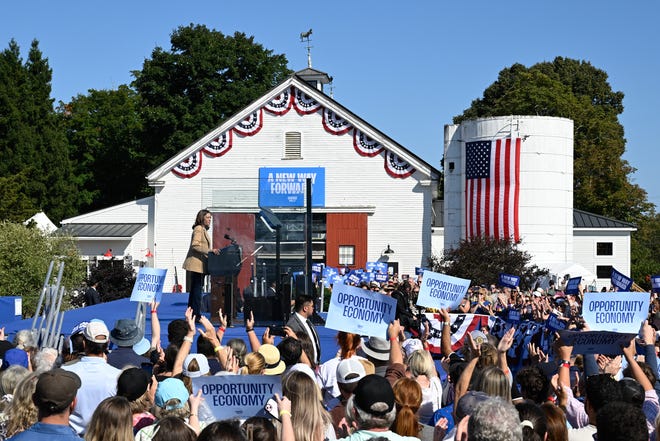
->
<box><xmin>182</xmin><ymin>209</ymin><xmax>218</xmax><ymax>319</ymax></box>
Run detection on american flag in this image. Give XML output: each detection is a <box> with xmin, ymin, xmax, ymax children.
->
<box><xmin>465</xmin><ymin>138</ymin><xmax>521</xmax><ymax>241</ymax></box>
<box><xmin>424</xmin><ymin>313</ymin><xmax>500</xmax><ymax>354</ymax></box>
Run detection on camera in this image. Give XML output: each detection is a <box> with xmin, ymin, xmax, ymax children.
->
<box><xmin>268</xmin><ymin>325</ymin><xmax>287</xmax><ymax>337</ymax></box>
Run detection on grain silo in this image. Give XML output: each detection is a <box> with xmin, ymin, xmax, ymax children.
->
<box><xmin>443</xmin><ymin>116</ymin><xmax>574</xmax><ymax>268</ymax></box>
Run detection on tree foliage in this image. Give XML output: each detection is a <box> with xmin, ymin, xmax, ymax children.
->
<box><xmin>132</xmin><ymin>24</ymin><xmax>292</xmax><ymax>177</ymax></box>
<box><xmin>0</xmin><ymin>40</ymin><xmax>79</xmax><ymax>222</ymax></box>
<box><xmin>454</xmin><ymin>57</ymin><xmax>657</xmax><ymax>285</ymax></box>
<box><xmin>430</xmin><ymin>236</ymin><xmax>548</xmax><ymax>290</ymax></box>
<box><xmin>61</xmin><ymin>86</ymin><xmax>144</xmax><ymax>212</ymax></box>
<box><xmin>0</xmin><ymin>222</ymin><xmax>87</xmax><ymax>317</ymax></box>
<box><xmin>630</xmin><ymin>212</ymin><xmax>660</xmax><ymax>290</ymax></box>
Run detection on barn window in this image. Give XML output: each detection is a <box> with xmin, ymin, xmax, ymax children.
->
<box><xmin>338</xmin><ymin>245</ymin><xmax>355</xmax><ymax>266</ymax></box>
<box><xmin>284</xmin><ymin>132</ymin><xmax>302</xmax><ymax>159</ymax></box>
<box><xmin>596</xmin><ymin>242</ymin><xmax>613</xmax><ymax>256</ymax></box>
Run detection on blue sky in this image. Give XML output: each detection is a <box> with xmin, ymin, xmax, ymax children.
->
<box><xmin>2</xmin><ymin>1</ymin><xmax>658</xmax><ymax>209</ymax></box>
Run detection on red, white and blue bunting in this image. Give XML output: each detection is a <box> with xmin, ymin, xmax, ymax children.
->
<box><xmin>233</xmin><ymin>108</ymin><xmax>263</xmax><ymax>136</ymax></box>
<box><xmin>264</xmin><ymin>89</ymin><xmax>293</xmax><ymax>115</ymax></box>
<box><xmin>384</xmin><ymin>150</ymin><xmax>415</xmax><ymax>179</ymax></box>
<box><xmin>293</xmin><ymin>88</ymin><xmax>322</xmax><ymax>115</ymax></box>
<box><xmin>322</xmin><ymin>108</ymin><xmax>352</xmax><ymax>135</ymax></box>
<box><xmin>353</xmin><ymin>129</ymin><xmax>384</xmax><ymax>157</ymax></box>
<box><xmin>172</xmin><ymin>151</ymin><xmax>203</xmax><ymax>178</ymax></box>
<box><xmin>201</xmin><ymin>130</ymin><xmax>233</xmax><ymax>157</ymax></box>
<box><xmin>172</xmin><ymin>86</ymin><xmax>417</xmax><ymax>180</ymax></box>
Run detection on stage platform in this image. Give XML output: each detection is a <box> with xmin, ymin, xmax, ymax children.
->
<box><xmin>2</xmin><ymin>293</ymin><xmax>340</xmax><ymax>363</ymax></box>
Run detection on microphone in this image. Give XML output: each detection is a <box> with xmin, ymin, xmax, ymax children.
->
<box><xmin>224</xmin><ymin>234</ymin><xmax>237</xmax><ymax>244</ymax></box>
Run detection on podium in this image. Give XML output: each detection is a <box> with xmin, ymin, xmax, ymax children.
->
<box><xmin>207</xmin><ymin>245</ymin><xmax>242</xmax><ymax>277</ymax></box>
<box><xmin>207</xmin><ymin>246</ymin><xmax>242</xmax><ymax>325</ymax></box>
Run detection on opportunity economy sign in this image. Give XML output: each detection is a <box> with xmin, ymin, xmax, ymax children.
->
<box><xmin>416</xmin><ymin>270</ymin><xmax>471</xmax><ymax>310</ymax></box>
<box><xmin>582</xmin><ymin>291</ymin><xmax>649</xmax><ymax>333</ymax></box>
<box><xmin>325</xmin><ymin>283</ymin><xmax>396</xmax><ymax>338</ymax></box>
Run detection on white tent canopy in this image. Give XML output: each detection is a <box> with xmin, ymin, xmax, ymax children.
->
<box><xmin>24</xmin><ymin>212</ymin><xmax>57</xmax><ymax>234</ymax></box>
<box><xmin>543</xmin><ymin>262</ymin><xmax>598</xmax><ymax>291</ymax></box>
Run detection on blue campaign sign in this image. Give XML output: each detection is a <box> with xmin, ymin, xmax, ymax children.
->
<box><xmin>259</xmin><ymin>167</ymin><xmax>325</xmax><ymax>207</ymax></box>
<box><xmin>416</xmin><ymin>270</ymin><xmax>471</xmax><ymax>310</ymax></box>
<box><xmin>583</xmin><ymin>292</ymin><xmax>650</xmax><ymax>333</ymax></box>
<box><xmin>558</xmin><ymin>330</ymin><xmax>636</xmax><ymax>354</ymax></box>
<box><xmin>498</xmin><ymin>273</ymin><xmax>520</xmax><ymax>289</ymax></box>
<box><xmin>358</xmin><ymin>272</ymin><xmax>372</xmax><ymax>283</ymax></box>
<box><xmin>652</xmin><ymin>275</ymin><xmax>660</xmax><ymax>294</ymax></box>
<box><xmin>507</xmin><ymin>308</ymin><xmax>521</xmax><ymax>323</ymax></box>
<box><xmin>546</xmin><ymin>313</ymin><xmax>568</xmax><ymax>332</ymax></box>
<box><xmin>130</xmin><ymin>267</ymin><xmax>167</xmax><ymax>302</ymax></box>
<box><xmin>348</xmin><ymin>274</ymin><xmax>361</xmax><ymax>285</ymax></box>
<box><xmin>565</xmin><ymin>276</ymin><xmax>582</xmax><ymax>295</ymax></box>
<box><xmin>375</xmin><ymin>273</ymin><xmax>388</xmax><ymax>283</ymax></box>
<box><xmin>331</xmin><ymin>274</ymin><xmax>345</xmax><ymax>285</ymax></box>
<box><xmin>312</xmin><ymin>263</ymin><xmax>323</xmax><ymax>274</ymax></box>
<box><xmin>374</xmin><ymin>262</ymin><xmax>388</xmax><ymax>274</ymax></box>
<box><xmin>325</xmin><ymin>283</ymin><xmax>397</xmax><ymax>337</ymax></box>
<box><xmin>415</xmin><ymin>267</ymin><xmax>428</xmax><ymax>276</ymax></box>
<box><xmin>323</xmin><ymin>266</ymin><xmax>338</xmax><ymax>279</ymax></box>
<box><xmin>366</xmin><ymin>261</ymin><xmax>378</xmax><ymax>271</ymax></box>
<box><xmin>192</xmin><ymin>375</ymin><xmax>281</xmax><ymax>420</ymax></box>
<box><xmin>611</xmin><ymin>267</ymin><xmax>633</xmax><ymax>291</ymax></box>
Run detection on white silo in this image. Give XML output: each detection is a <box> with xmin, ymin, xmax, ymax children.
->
<box><xmin>443</xmin><ymin>116</ymin><xmax>574</xmax><ymax>268</ymax></box>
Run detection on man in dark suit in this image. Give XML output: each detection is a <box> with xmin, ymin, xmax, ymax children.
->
<box><xmin>266</xmin><ymin>281</ymin><xmax>277</xmax><ymax>297</ymax></box>
<box><xmin>286</xmin><ymin>294</ymin><xmax>321</xmax><ymax>365</ymax></box>
<box><xmin>84</xmin><ymin>281</ymin><xmax>101</xmax><ymax>306</ymax></box>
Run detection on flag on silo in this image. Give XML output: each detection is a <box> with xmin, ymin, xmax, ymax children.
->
<box><xmin>465</xmin><ymin>138</ymin><xmax>521</xmax><ymax>241</ymax></box>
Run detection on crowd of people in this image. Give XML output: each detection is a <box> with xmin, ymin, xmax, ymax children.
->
<box><xmin>0</xmin><ymin>274</ymin><xmax>658</xmax><ymax>441</ymax></box>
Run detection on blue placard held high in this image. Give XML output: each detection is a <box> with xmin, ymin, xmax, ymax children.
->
<box><xmin>652</xmin><ymin>275</ymin><xmax>660</xmax><ymax>294</ymax></box>
<box><xmin>326</xmin><ymin>284</ymin><xmax>396</xmax><ymax>337</ymax></box>
<box><xmin>498</xmin><ymin>273</ymin><xmax>520</xmax><ymax>289</ymax></box>
<box><xmin>130</xmin><ymin>267</ymin><xmax>167</xmax><ymax>303</ymax></box>
<box><xmin>416</xmin><ymin>270</ymin><xmax>471</xmax><ymax>310</ymax></box>
<box><xmin>611</xmin><ymin>268</ymin><xmax>633</xmax><ymax>291</ymax></box>
<box><xmin>565</xmin><ymin>276</ymin><xmax>582</xmax><ymax>295</ymax></box>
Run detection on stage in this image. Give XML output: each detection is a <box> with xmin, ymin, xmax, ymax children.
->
<box><xmin>2</xmin><ymin>293</ymin><xmax>340</xmax><ymax>362</ymax></box>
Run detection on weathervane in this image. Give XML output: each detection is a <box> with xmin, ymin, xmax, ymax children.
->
<box><xmin>300</xmin><ymin>28</ymin><xmax>313</xmax><ymax>68</ymax></box>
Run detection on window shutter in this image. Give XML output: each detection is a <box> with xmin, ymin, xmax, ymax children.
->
<box><xmin>284</xmin><ymin>132</ymin><xmax>302</xmax><ymax>159</ymax></box>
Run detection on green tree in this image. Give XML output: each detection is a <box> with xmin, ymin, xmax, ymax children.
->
<box><xmin>630</xmin><ymin>212</ymin><xmax>660</xmax><ymax>290</ymax></box>
<box><xmin>60</xmin><ymin>86</ymin><xmax>144</xmax><ymax>212</ymax></box>
<box><xmin>454</xmin><ymin>57</ymin><xmax>657</xmax><ymax>285</ymax></box>
<box><xmin>0</xmin><ymin>221</ymin><xmax>86</xmax><ymax>317</ymax></box>
<box><xmin>0</xmin><ymin>171</ymin><xmax>39</xmax><ymax>221</ymax></box>
<box><xmin>0</xmin><ymin>40</ymin><xmax>79</xmax><ymax>223</ymax></box>
<box><xmin>132</xmin><ymin>24</ymin><xmax>291</xmax><ymax>178</ymax></box>
<box><xmin>430</xmin><ymin>236</ymin><xmax>547</xmax><ymax>290</ymax></box>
